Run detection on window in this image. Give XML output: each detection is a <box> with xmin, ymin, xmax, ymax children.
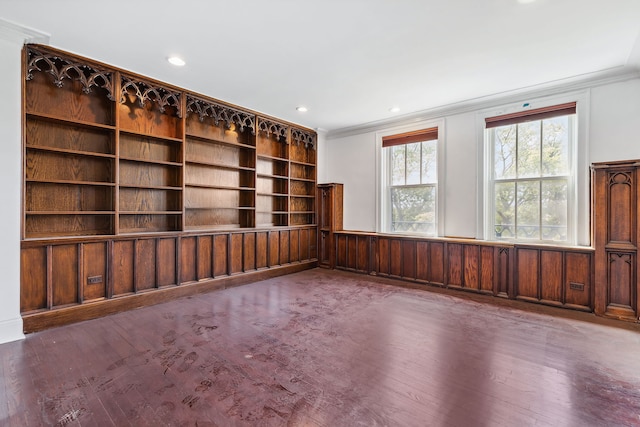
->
<box><xmin>383</xmin><ymin>128</ymin><xmax>438</xmax><ymax>234</ymax></box>
<box><xmin>486</xmin><ymin>102</ymin><xmax>576</xmax><ymax>242</ymax></box>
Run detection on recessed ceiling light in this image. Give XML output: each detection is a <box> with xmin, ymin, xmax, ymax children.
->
<box><xmin>296</xmin><ymin>106</ymin><xmax>308</xmax><ymax>112</ymax></box>
<box><xmin>389</xmin><ymin>106</ymin><xmax>400</xmax><ymax>113</ymax></box>
<box><xmin>167</xmin><ymin>56</ymin><xmax>185</xmax><ymax>66</ymax></box>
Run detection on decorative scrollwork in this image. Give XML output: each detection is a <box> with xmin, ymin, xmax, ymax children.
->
<box><xmin>258</xmin><ymin>118</ymin><xmax>289</xmax><ymax>143</ymax></box>
<box><xmin>120</xmin><ymin>75</ymin><xmax>182</xmax><ymax>118</ymax></box>
<box><xmin>186</xmin><ymin>96</ymin><xmax>256</xmax><ymax>134</ymax></box>
<box><xmin>26</xmin><ymin>46</ymin><xmax>114</xmax><ymax>100</ymax></box>
<box><xmin>291</xmin><ymin>128</ymin><xmax>316</xmax><ymax>149</ymax></box>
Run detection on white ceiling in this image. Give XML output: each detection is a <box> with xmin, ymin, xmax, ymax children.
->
<box><xmin>2</xmin><ymin>0</ymin><xmax>640</xmax><ymax>133</ymax></box>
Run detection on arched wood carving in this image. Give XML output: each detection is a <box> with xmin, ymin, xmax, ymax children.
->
<box><xmin>26</xmin><ymin>46</ymin><xmax>114</xmax><ymax>100</ymax></box>
<box><xmin>120</xmin><ymin>75</ymin><xmax>182</xmax><ymax>117</ymax></box>
<box><xmin>258</xmin><ymin>118</ymin><xmax>289</xmax><ymax>143</ymax></box>
<box><xmin>291</xmin><ymin>128</ymin><xmax>316</xmax><ymax>149</ymax></box>
<box><xmin>186</xmin><ymin>95</ymin><xmax>256</xmax><ymax>134</ymax></box>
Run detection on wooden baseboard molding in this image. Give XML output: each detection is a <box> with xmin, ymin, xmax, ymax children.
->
<box><xmin>23</xmin><ymin>260</ymin><xmax>317</xmax><ymax>333</ymax></box>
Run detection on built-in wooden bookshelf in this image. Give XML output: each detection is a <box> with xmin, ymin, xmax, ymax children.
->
<box><xmin>22</xmin><ymin>45</ymin><xmax>317</xmax><ymax>239</ymax></box>
<box><xmin>21</xmin><ymin>44</ymin><xmax>318</xmax><ymax>330</ymax></box>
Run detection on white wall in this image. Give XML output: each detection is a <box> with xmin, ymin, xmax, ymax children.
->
<box><xmin>0</xmin><ymin>20</ymin><xmax>48</xmax><ymax>344</ymax></box>
<box><xmin>323</xmin><ymin>76</ymin><xmax>640</xmax><ymax>242</ymax></box>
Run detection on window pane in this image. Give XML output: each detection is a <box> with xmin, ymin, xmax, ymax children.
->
<box><xmin>542</xmin><ymin>116</ymin><xmax>570</xmax><ymax>176</ymax></box>
<box><xmin>391</xmin><ymin>186</ymin><xmax>435</xmax><ymax>234</ymax></box>
<box><xmin>516</xmin><ymin>181</ymin><xmax>540</xmax><ymax>239</ymax></box>
<box><xmin>493</xmin><ymin>125</ymin><xmax>516</xmax><ymax>179</ymax></box>
<box><xmin>406</xmin><ymin>142</ymin><xmax>421</xmax><ymax>185</ymax></box>
<box><xmin>391</xmin><ymin>145</ymin><xmax>405</xmax><ymax>185</ymax></box>
<box><xmin>494</xmin><ymin>181</ymin><xmax>515</xmax><ymax>239</ymax></box>
<box><xmin>541</xmin><ymin>179</ymin><xmax>568</xmax><ymax>241</ymax></box>
<box><xmin>421</xmin><ymin>140</ymin><xmax>437</xmax><ymax>184</ymax></box>
<box><xmin>517</xmin><ymin>121</ymin><xmax>541</xmax><ymax>178</ymax></box>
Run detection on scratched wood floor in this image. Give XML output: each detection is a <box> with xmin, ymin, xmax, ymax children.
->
<box><xmin>2</xmin><ymin>268</ymin><xmax>640</xmax><ymax>426</ymax></box>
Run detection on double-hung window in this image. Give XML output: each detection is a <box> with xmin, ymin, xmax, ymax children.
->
<box><xmin>486</xmin><ymin>102</ymin><xmax>576</xmax><ymax>243</ymax></box>
<box><xmin>383</xmin><ymin>127</ymin><xmax>438</xmax><ymax>234</ymax></box>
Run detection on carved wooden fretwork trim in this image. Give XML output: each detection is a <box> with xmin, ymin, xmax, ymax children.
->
<box><xmin>120</xmin><ymin>75</ymin><xmax>182</xmax><ymax>118</ymax></box>
<box><xmin>609</xmin><ymin>172</ymin><xmax>632</xmax><ymax>187</ymax></box>
<box><xmin>258</xmin><ymin>118</ymin><xmax>289</xmax><ymax>143</ymax></box>
<box><xmin>26</xmin><ymin>47</ymin><xmax>114</xmax><ymax>100</ymax></box>
<box><xmin>186</xmin><ymin>96</ymin><xmax>256</xmax><ymax>135</ymax></box>
<box><xmin>291</xmin><ymin>128</ymin><xmax>316</xmax><ymax>149</ymax></box>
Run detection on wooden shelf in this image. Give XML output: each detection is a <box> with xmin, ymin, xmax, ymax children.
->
<box><xmin>186</xmin><ymin>207</ymin><xmax>255</xmax><ymax>211</ymax></box>
<box><xmin>257</xmin><ymin>173</ymin><xmax>288</xmax><ymax>180</ymax></box>
<box><xmin>119</xmin><ymin>156</ymin><xmax>183</xmax><ymax>167</ymax></box>
<box><xmin>119</xmin><ymin>129</ymin><xmax>182</xmax><ymax>144</ymax></box>
<box><xmin>26</xmin><ymin>111</ymin><xmax>116</xmax><ymax>131</ymax></box>
<box><xmin>26</xmin><ymin>145</ymin><xmax>116</xmax><ymax>159</ymax></box>
<box><xmin>119</xmin><ymin>184</ymin><xmax>182</xmax><ymax>191</ymax></box>
<box><xmin>256</xmin><ymin>211</ymin><xmax>288</xmax><ymax>214</ymax></box>
<box><xmin>185</xmin><ymin>159</ymin><xmax>254</xmax><ymax>171</ymax></box>
<box><xmin>257</xmin><ymin>192</ymin><xmax>288</xmax><ymax>197</ymax></box>
<box><xmin>257</xmin><ymin>154</ymin><xmax>288</xmax><ymax>162</ymax></box>
<box><xmin>120</xmin><ymin>211</ymin><xmax>182</xmax><ymax>215</ymax></box>
<box><xmin>290</xmin><ymin>177</ymin><xmax>315</xmax><ymax>183</ymax></box>
<box><xmin>26</xmin><ymin>211</ymin><xmax>116</xmax><ymax>215</ymax></box>
<box><xmin>185</xmin><ymin>183</ymin><xmax>254</xmax><ymax>191</ymax></box>
<box><xmin>289</xmin><ymin>159</ymin><xmax>316</xmax><ymax>167</ymax></box>
<box><xmin>26</xmin><ymin>178</ymin><xmax>115</xmax><ymax>186</ymax></box>
<box><xmin>186</xmin><ymin>133</ymin><xmax>255</xmax><ymax>150</ymax></box>
<box><xmin>290</xmin><ymin>194</ymin><xmax>315</xmax><ymax>198</ymax></box>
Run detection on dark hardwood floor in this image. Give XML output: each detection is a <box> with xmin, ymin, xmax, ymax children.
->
<box><xmin>2</xmin><ymin>268</ymin><xmax>640</xmax><ymax>426</ymax></box>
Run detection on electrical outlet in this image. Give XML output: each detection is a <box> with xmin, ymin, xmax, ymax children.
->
<box><xmin>569</xmin><ymin>282</ymin><xmax>584</xmax><ymax>291</ymax></box>
<box><xmin>87</xmin><ymin>275</ymin><xmax>102</xmax><ymax>285</ymax></box>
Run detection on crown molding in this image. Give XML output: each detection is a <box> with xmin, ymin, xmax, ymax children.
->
<box><xmin>327</xmin><ymin>66</ymin><xmax>640</xmax><ymax>140</ymax></box>
<box><xmin>0</xmin><ymin>18</ymin><xmax>49</xmax><ymax>44</ymax></box>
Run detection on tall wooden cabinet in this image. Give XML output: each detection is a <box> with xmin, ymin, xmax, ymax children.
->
<box><xmin>317</xmin><ymin>183</ymin><xmax>343</xmax><ymax>268</ymax></box>
<box><xmin>592</xmin><ymin>160</ymin><xmax>640</xmax><ymax>321</ymax></box>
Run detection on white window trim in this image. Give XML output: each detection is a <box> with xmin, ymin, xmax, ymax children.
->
<box><xmin>376</xmin><ymin>119</ymin><xmax>446</xmax><ymax>236</ymax></box>
<box><xmin>476</xmin><ymin>90</ymin><xmax>591</xmax><ymax>246</ymax></box>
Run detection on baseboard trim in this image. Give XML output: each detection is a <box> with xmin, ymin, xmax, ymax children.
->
<box><xmin>23</xmin><ymin>261</ymin><xmax>317</xmax><ymax>334</ymax></box>
<box><xmin>0</xmin><ymin>316</ymin><xmax>25</xmax><ymax>344</ymax></box>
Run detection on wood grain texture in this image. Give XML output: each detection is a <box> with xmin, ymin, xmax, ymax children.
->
<box><xmin>7</xmin><ymin>269</ymin><xmax>640</xmax><ymax>426</ymax></box>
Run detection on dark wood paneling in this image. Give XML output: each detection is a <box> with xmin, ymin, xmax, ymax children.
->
<box><xmin>135</xmin><ymin>239</ymin><xmax>156</xmax><ymax>291</ymax></box>
<box><xmin>289</xmin><ymin>229</ymin><xmax>300</xmax><ymax>263</ymax></box>
<box><xmin>256</xmin><ymin>232</ymin><xmax>268</xmax><ymax>269</ymax></box>
<box><xmin>197</xmin><ymin>236</ymin><xmax>213</xmax><ymax>280</ymax></box>
<box><xmin>540</xmin><ymin>251</ymin><xmax>563</xmax><ymax>304</ymax></box>
<box><xmin>214</xmin><ymin>234</ymin><xmax>229</xmax><ymax>276</ymax></box>
<box><xmin>337</xmin><ymin>234</ymin><xmax>347</xmax><ymax>269</ymax></box>
<box><xmin>347</xmin><ymin>236</ymin><xmax>357</xmax><ymax>270</ymax></box>
<box><xmin>497</xmin><ymin>248</ymin><xmax>511</xmax><ymax>296</ymax></box>
<box><xmin>83</xmin><ymin>243</ymin><xmax>106</xmax><ymax>301</ymax></box>
<box><xmin>517</xmin><ymin>249</ymin><xmax>539</xmax><ymax>300</ymax></box>
<box><xmin>480</xmin><ymin>246</ymin><xmax>494</xmax><ymax>294</ymax></box>
<box><xmin>157</xmin><ymin>238</ymin><xmax>176</xmax><ymax>287</ymax></box>
<box><xmin>20</xmin><ymin>247</ymin><xmax>47</xmax><ymax>312</ymax></box>
<box><xmin>416</xmin><ymin>242</ymin><xmax>429</xmax><ymax>282</ymax></box>
<box><xmin>269</xmin><ymin>231</ymin><xmax>280</xmax><ymax>266</ymax></box>
<box><xmin>402</xmin><ymin>240</ymin><xmax>416</xmax><ymax>279</ymax></box>
<box><xmin>357</xmin><ymin>236</ymin><xmax>369</xmax><ymax>272</ymax></box>
<box><xmin>390</xmin><ymin>239</ymin><xmax>402</xmax><ymax>277</ymax></box>
<box><xmin>463</xmin><ymin>245</ymin><xmax>479</xmax><ymax>291</ymax></box>
<box><xmin>51</xmin><ymin>244</ymin><xmax>78</xmax><ymax>307</ymax></box>
<box><xmin>112</xmin><ymin>240</ymin><xmax>134</xmax><ymax>296</ymax></box>
<box><xmin>429</xmin><ymin>242</ymin><xmax>445</xmax><ymax>285</ymax></box>
<box><xmin>244</xmin><ymin>233</ymin><xmax>257</xmax><ymax>271</ymax></box>
<box><xmin>565</xmin><ymin>252</ymin><xmax>592</xmax><ymax>309</ymax></box>
<box><xmin>180</xmin><ymin>237</ymin><xmax>197</xmax><ymax>284</ymax></box>
<box><xmin>299</xmin><ymin>229</ymin><xmax>310</xmax><ymax>262</ymax></box>
<box><xmin>230</xmin><ymin>233</ymin><xmax>244</xmax><ymax>274</ymax></box>
<box><xmin>608</xmin><ymin>252</ymin><xmax>635</xmax><ymax>310</ymax></box>
<box><xmin>447</xmin><ymin>244</ymin><xmax>463</xmax><ymax>287</ymax></box>
<box><xmin>279</xmin><ymin>231</ymin><xmax>290</xmax><ymax>265</ymax></box>
<box><xmin>377</xmin><ymin>238</ymin><xmax>388</xmax><ymax>275</ymax></box>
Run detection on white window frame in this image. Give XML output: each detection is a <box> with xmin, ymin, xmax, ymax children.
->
<box><xmin>477</xmin><ymin>91</ymin><xmax>590</xmax><ymax>246</ymax></box>
<box><xmin>376</xmin><ymin>119</ymin><xmax>446</xmax><ymax>236</ymax></box>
